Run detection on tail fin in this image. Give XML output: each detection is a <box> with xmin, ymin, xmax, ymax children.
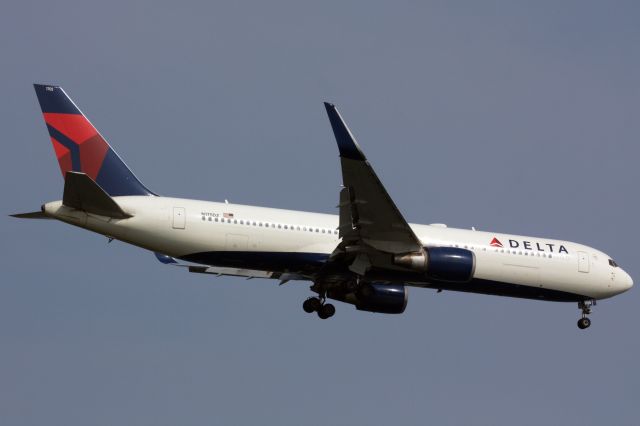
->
<box><xmin>33</xmin><ymin>84</ymin><xmax>154</xmax><ymax>196</ymax></box>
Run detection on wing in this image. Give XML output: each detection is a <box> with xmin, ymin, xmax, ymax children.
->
<box><xmin>323</xmin><ymin>103</ymin><xmax>426</xmax><ymax>276</ymax></box>
<box><xmin>153</xmin><ymin>252</ymin><xmax>307</xmax><ymax>284</ymax></box>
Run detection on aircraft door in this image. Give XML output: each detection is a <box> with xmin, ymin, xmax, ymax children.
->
<box><xmin>172</xmin><ymin>207</ymin><xmax>186</xmax><ymax>229</ymax></box>
<box><xmin>578</xmin><ymin>251</ymin><xmax>589</xmax><ymax>273</ymax></box>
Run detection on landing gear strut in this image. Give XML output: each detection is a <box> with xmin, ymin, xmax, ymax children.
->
<box><xmin>302</xmin><ymin>296</ymin><xmax>336</xmax><ymax>319</ymax></box>
<box><xmin>577</xmin><ymin>300</ymin><xmax>595</xmax><ymax>330</ymax></box>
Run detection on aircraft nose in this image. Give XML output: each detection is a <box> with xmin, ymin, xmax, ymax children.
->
<box><xmin>621</xmin><ymin>270</ymin><xmax>634</xmax><ymax>292</ymax></box>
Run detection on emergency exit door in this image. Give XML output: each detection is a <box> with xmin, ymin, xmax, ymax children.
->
<box><xmin>172</xmin><ymin>207</ymin><xmax>186</xmax><ymax>229</ymax></box>
<box><xmin>578</xmin><ymin>251</ymin><xmax>590</xmax><ymax>273</ymax></box>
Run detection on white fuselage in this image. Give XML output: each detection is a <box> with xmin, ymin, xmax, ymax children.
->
<box><xmin>43</xmin><ymin>196</ymin><xmax>633</xmax><ymax>301</ymax></box>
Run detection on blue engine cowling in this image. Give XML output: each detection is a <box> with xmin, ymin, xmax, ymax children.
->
<box><xmin>427</xmin><ymin>247</ymin><xmax>475</xmax><ymax>283</ymax></box>
<box><xmin>329</xmin><ymin>283</ymin><xmax>408</xmax><ymax>314</ymax></box>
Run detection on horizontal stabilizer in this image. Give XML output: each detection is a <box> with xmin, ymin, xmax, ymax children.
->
<box><xmin>63</xmin><ymin>171</ymin><xmax>132</xmax><ymax>218</ymax></box>
<box><xmin>10</xmin><ymin>211</ymin><xmax>51</xmax><ymax>219</ymax></box>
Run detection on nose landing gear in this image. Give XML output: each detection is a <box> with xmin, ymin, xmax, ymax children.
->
<box><xmin>577</xmin><ymin>300</ymin><xmax>595</xmax><ymax>329</ymax></box>
<box><xmin>302</xmin><ymin>296</ymin><xmax>336</xmax><ymax>319</ymax></box>
<box><xmin>577</xmin><ymin>317</ymin><xmax>591</xmax><ymax>329</ymax></box>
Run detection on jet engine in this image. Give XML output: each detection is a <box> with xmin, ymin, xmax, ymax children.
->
<box><xmin>329</xmin><ymin>283</ymin><xmax>408</xmax><ymax>314</ymax></box>
<box><xmin>393</xmin><ymin>246</ymin><xmax>475</xmax><ymax>283</ymax></box>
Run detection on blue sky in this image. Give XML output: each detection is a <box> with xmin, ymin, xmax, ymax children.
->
<box><xmin>1</xmin><ymin>1</ymin><xmax>639</xmax><ymax>425</ymax></box>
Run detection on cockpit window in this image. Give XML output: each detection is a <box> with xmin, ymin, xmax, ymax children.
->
<box><xmin>609</xmin><ymin>259</ymin><xmax>618</xmax><ymax>267</ymax></box>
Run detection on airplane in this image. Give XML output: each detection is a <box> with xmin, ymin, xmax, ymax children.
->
<box><xmin>12</xmin><ymin>84</ymin><xmax>633</xmax><ymax>329</ymax></box>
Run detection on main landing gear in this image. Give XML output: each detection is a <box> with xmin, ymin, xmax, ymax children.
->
<box><xmin>303</xmin><ymin>296</ymin><xmax>336</xmax><ymax>319</ymax></box>
<box><xmin>577</xmin><ymin>300</ymin><xmax>595</xmax><ymax>330</ymax></box>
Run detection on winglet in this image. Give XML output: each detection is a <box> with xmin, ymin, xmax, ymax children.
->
<box><xmin>324</xmin><ymin>102</ymin><xmax>366</xmax><ymax>161</ymax></box>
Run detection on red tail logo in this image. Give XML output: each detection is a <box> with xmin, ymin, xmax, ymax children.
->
<box><xmin>490</xmin><ymin>237</ymin><xmax>503</xmax><ymax>247</ymax></box>
<box><xmin>33</xmin><ymin>84</ymin><xmax>153</xmax><ymax>197</ymax></box>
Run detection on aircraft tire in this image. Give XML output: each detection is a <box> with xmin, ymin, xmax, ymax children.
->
<box><xmin>577</xmin><ymin>317</ymin><xmax>591</xmax><ymax>329</ymax></box>
<box><xmin>303</xmin><ymin>297</ymin><xmax>321</xmax><ymax>313</ymax></box>
<box><xmin>317</xmin><ymin>303</ymin><xmax>336</xmax><ymax>319</ymax></box>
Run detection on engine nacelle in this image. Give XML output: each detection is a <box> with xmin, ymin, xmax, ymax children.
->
<box><xmin>329</xmin><ymin>283</ymin><xmax>408</xmax><ymax>314</ymax></box>
<box><xmin>426</xmin><ymin>246</ymin><xmax>475</xmax><ymax>282</ymax></box>
<box><xmin>393</xmin><ymin>247</ymin><xmax>475</xmax><ymax>283</ymax></box>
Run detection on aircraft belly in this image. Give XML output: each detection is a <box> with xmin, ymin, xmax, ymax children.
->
<box><xmin>426</xmin><ymin>278</ymin><xmax>586</xmax><ymax>302</ymax></box>
<box><xmin>180</xmin><ymin>251</ymin><xmax>330</xmax><ymax>274</ymax></box>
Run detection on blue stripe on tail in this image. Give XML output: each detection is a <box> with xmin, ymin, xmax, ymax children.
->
<box><xmin>33</xmin><ymin>83</ymin><xmax>156</xmax><ymax>197</ymax></box>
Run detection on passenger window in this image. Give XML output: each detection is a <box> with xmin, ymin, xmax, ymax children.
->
<box><xmin>208</xmin><ymin>217</ymin><xmax>212</xmax><ymax>221</ymax></box>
